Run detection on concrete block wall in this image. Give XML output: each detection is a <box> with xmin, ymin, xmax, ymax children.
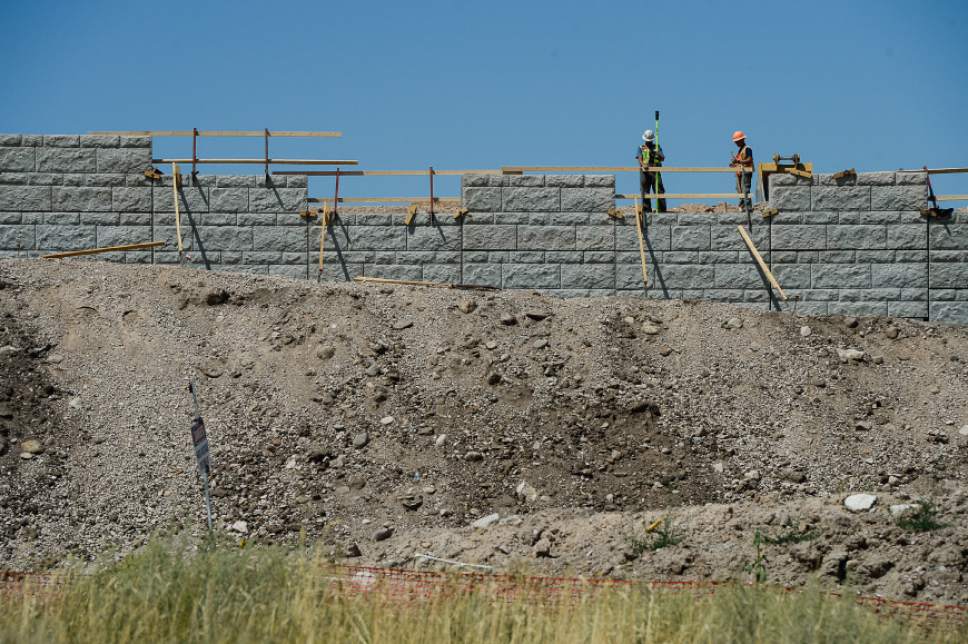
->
<box><xmin>1</xmin><ymin>133</ymin><xmax>966</xmax><ymax>324</ymax></box>
<box><xmin>0</xmin><ymin>134</ymin><xmax>310</xmax><ymax>277</ymax></box>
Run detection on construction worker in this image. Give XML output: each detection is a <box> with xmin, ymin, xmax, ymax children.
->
<box><xmin>637</xmin><ymin>130</ymin><xmax>666</xmax><ymax>213</ymax></box>
<box><xmin>729</xmin><ymin>130</ymin><xmax>754</xmax><ymax>209</ymax></box>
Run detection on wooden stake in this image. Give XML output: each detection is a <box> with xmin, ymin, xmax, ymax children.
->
<box><xmin>404</xmin><ymin>204</ymin><xmax>418</xmax><ymax>226</ymax></box>
<box><xmin>353</xmin><ymin>276</ymin><xmax>498</xmax><ymax>291</ymax></box>
<box><xmin>172</xmin><ymin>163</ymin><xmax>184</xmax><ymax>261</ymax></box>
<box><xmin>42</xmin><ymin>241</ymin><xmax>165</xmax><ymax>259</ymax></box>
<box><xmin>736</xmin><ymin>225</ymin><xmax>788</xmax><ymax>301</ymax></box>
<box><xmin>318</xmin><ymin>203</ymin><xmax>330</xmax><ymax>275</ymax></box>
<box><xmin>634</xmin><ymin>200</ymin><xmax>649</xmax><ymax>289</ymax></box>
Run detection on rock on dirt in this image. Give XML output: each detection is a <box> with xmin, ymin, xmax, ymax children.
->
<box><xmin>844</xmin><ymin>494</ymin><xmax>878</xmax><ymax>512</ymax></box>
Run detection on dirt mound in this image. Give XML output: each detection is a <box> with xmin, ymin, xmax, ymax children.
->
<box><xmin>0</xmin><ymin>259</ymin><xmax>965</xmax><ymax>602</ymax></box>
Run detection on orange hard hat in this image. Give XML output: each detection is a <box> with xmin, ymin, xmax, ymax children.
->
<box><xmin>731</xmin><ymin>130</ymin><xmax>746</xmax><ymax>142</ymax></box>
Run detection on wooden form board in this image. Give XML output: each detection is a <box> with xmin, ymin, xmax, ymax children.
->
<box><xmin>937</xmin><ymin>195</ymin><xmax>968</xmax><ymax>201</ymax></box>
<box><xmin>274</xmin><ymin>169</ymin><xmax>501</xmax><ymax>177</ymax></box>
<box><xmin>92</xmin><ymin>130</ymin><xmax>342</xmax><ymax>138</ymax></box>
<box><xmin>502</xmin><ymin>166</ymin><xmax>740</xmax><ymax>174</ymax></box>
<box><xmin>151</xmin><ymin>158</ymin><xmax>358</xmax><ymax>166</ymax></box>
<box><xmin>307</xmin><ymin>197</ymin><xmax>460</xmax><ymax>204</ymax></box>
<box><xmin>616</xmin><ymin>193</ymin><xmax>749</xmax><ymax>200</ymax></box>
<box><xmin>634</xmin><ymin>202</ymin><xmax>649</xmax><ymax>288</ymax></box>
<box><xmin>172</xmin><ymin>163</ymin><xmax>184</xmax><ymax>255</ymax></box>
<box><xmin>42</xmin><ymin>241</ymin><xmax>165</xmax><ymax>259</ymax></box>
<box><xmin>736</xmin><ymin>225</ymin><xmax>788</xmax><ymax>301</ymax></box>
<box><xmin>898</xmin><ymin>167</ymin><xmax>968</xmax><ymax>175</ymax></box>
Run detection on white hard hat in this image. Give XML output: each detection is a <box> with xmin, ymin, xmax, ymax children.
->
<box><xmin>642</xmin><ymin>129</ymin><xmax>655</xmax><ymax>142</ymax></box>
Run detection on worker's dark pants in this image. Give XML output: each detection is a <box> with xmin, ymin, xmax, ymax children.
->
<box><xmin>640</xmin><ymin>171</ymin><xmax>666</xmax><ymax>213</ymax></box>
<box><xmin>736</xmin><ymin>172</ymin><xmax>753</xmax><ymax>209</ymax></box>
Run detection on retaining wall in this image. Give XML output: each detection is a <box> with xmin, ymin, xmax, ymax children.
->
<box><xmin>1</xmin><ymin>133</ymin><xmax>966</xmax><ymax>324</ymax></box>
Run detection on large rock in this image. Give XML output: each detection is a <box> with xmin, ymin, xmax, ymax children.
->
<box><xmin>844</xmin><ymin>493</ymin><xmax>877</xmax><ymax>512</ymax></box>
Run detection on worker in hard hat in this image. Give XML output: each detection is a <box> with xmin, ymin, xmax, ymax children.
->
<box><xmin>637</xmin><ymin>129</ymin><xmax>666</xmax><ymax>213</ymax></box>
<box><xmin>729</xmin><ymin>131</ymin><xmax>754</xmax><ymax>209</ymax></box>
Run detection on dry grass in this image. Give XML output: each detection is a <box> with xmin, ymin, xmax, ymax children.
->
<box><xmin>1</xmin><ymin>540</ymin><xmax>964</xmax><ymax>644</ymax></box>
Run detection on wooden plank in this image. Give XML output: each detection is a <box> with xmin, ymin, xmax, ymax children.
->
<box><xmin>736</xmin><ymin>225</ymin><xmax>788</xmax><ymax>301</ymax></box>
<box><xmin>172</xmin><ymin>163</ymin><xmax>184</xmax><ymax>256</ymax></box>
<box><xmin>91</xmin><ymin>130</ymin><xmax>341</xmax><ymax>138</ymax></box>
<box><xmin>936</xmin><ymin>195</ymin><xmax>968</xmax><ymax>201</ymax></box>
<box><xmin>42</xmin><ymin>241</ymin><xmax>165</xmax><ymax>259</ymax></box>
<box><xmin>634</xmin><ymin>201</ymin><xmax>648</xmax><ymax>288</ymax></box>
<box><xmin>501</xmin><ymin>166</ymin><xmax>740</xmax><ymax>174</ymax></box>
<box><xmin>307</xmin><ymin>197</ymin><xmax>460</xmax><ymax>204</ymax></box>
<box><xmin>353</xmin><ymin>276</ymin><xmax>498</xmax><ymax>291</ymax></box>
<box><xmin>318</xmin><ymin>204</ymin><xmax>330</xmax><ymax>274</ymax></box>
<box><xmin>274</xmin><ymin>169</ymin><xmax>501</xmax><ymax>177</ymax></box>
<box><xmin>616</xmin><ymin>193</ymin><xmax>749</xmax><ymax>200</ymax></box>
<box><xmin>151</xmin><ymin>158</ymin><xmax>358</xmax><ymax>166</ymax></box>
<box><xmin>898</xmin><ymin>167</ymin><xmax>968</xmax><ymax>175</ymax></box>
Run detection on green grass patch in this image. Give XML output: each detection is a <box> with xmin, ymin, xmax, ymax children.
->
<box><xmin>897</xmin><ymin>501</ymin><xmax>947</xmax><ymax>533</ymax></box>
<box><xmin>0</xmin><ymin>539</ymin><xmax>964</xmax><ymax>643</ymax></box>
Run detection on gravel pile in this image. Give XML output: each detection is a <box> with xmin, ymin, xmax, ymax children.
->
<box><xmin>0</xmin><ymin>259</ymin><xmax>965</xmax><ymax>601</ymax></box>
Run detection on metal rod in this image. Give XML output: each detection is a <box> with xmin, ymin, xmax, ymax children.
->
<box><xmin>429</xmin><ymin>166</ymin><xmax>435</xmax><ymax>217</ymax></box>
<box><xmin>91</xmin><ymin>130</ymin><xmax>342</xmax><ymax>138</ymax></box>
<box><xmin>191</xmin><ymin>128</ymin><xmax>198</xmax><ymax>181</ymax></box>
<box><xmin>264</xmin><ymin>128</ymin><xmax>270</xmax><ymax>180</ymax></box>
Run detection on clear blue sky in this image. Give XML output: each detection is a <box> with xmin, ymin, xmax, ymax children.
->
<box><xmin>2</xmin><ymin>0</ymin><xmax>966</xmax><ymax>199</ymax></box>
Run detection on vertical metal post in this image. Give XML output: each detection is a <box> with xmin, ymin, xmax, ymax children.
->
<box><xmin>333</xmin><ymin>168</ymin><xmax>340</xmax><ymax>218</ymax></box>
<box><xmin>264</xmin><ymin>128</ymin><xmax>270</xmax><ymax>182</ymax></box>
<box><xmin>429</xmin><ymin>166</ymin><xmax>435</xmax><ymax>217</ymax></box>
<box><xmin>191</xmin><ymin>128</ymin><xmax>198</xmax><ymax>184</ymax></box>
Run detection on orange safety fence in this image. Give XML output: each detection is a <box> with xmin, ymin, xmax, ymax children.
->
<box><xmin>3</xmin><ymin>565</ymin><xmax>967</xmax><ymax>624</ymax></box>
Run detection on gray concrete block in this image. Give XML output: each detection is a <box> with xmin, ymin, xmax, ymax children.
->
<box><xmin>854</xmin><ymin>250</ymin><xmax>895</xmax><ymax>263</ymax></box>
<box><xmin>929</xmin><ymin>263</ymin><xmax>968</xmax><ymax>288</ymax></box>
<box><xmin>812</xmin><ymin>264</ymin><xmax>870</xmax><ymax>288</ymax></box>
<box><xmin>21</xmin><ymin>135</ymin><xmax>42</xmax><ymax>146</ymax></box>
<box><xmin>584</xmin><ymin>175</ymin><xmax>615</xmax><ymax>188</ymax></box>
<box><xmin>364</xmin><ymin>264</ymin><xmax>423</xmax><ymax>281</ymax></box>
<box><xmin>896</xmin><ymin>250</ymin><xmax>927</xmax><ymax>263</ymax></box>
<box><xmin>51</xmin><ymin>187</ymin><xmax>112</xmax><ymax>211</ymax></box>
<box><xmin>545</xmin><ymin>175</ymin><xmax>583</xmax><ymax>187</ymax></box>
<box><xmin>931</xmin><ymin>250</ymin><xmax>968</xmax><ymax>262</ymax></box>
<box><xmin>286</xmin><ymin>175</ymin><xmax>308</xmax><ymax>188</ymax></box>
<box><xmin>770</xmin><ymin>187</ymin><xmax>811</xmax><ymax>210</ymax></box>
<box><xmin>561</xmin><ymin>264</ymin><xmax>614</xmax><ymax>289</ymax></box>
<box><xmin>406</xmin><ymin>225</ymin><xmax>460</xmax><ymax>251</ymax></box>
<box><xmin>0</xmin><ymin>225</ymin><xmax>34</xmax><ymax>249</ymax></box>
<box><xmin>502</xmin><ymin>263</ymin><xmax>559</xmax><ymax>288</ymax></box>
<box><xmin>672</xmin><ymin>225</ymin><xmax>710</xmax><ymax>250</ymax></box>
<box><xmin>795</xmin><ymin>301</ymin><xmax>829</xmax><ymax>316</ymax></box>
<box><xmin>202</xmin><ymin>213</ymin><xmax>237</xmax><ymax>226</ymax></box>
<box><xmin>461</xmin><ymin>174</ymin><xmax>503</xmax><ymax>188</ymax></box>
<box><xmin>698</xmin><ymin>251</ymin><xmax>741</xmax><ymax>264</ymax></box>
<box><xmin>462</xmin><ymin>263</ymin><xmax>501</xmax><ymax>286</ymax></box>
<box><xmin>710</xmin><ymin>224</ymin><xmax>768</xmax><ymax>251</ymax></box>
<box><xmin>248</xmin><ymin>188</ymin><xmax>305</xmax><ymax>213</ymax></box>
<box><xmin>871</xmin><ymin>186</ymin><xmax>926</xmax><ymax>211</ymax></box>
<box><xmin>43</xmin><ymin>135</ymin><xmax>79</xmax><ymax>147</ymax></box>
<box><xmin>505</xmin><ymin>175</ymin><xmax>545</xmax><ymax>187</ymax></box>
<box><xmin>819</xmin><ymin>250</ymin><xmax>856</xmax><ymax>263</ymax></box>
<box><xmin>545</xmin><ymin>250</ymin><xmax>583</xmax><ymax>264</ymax></box>
<box><xmin>354</xmin><ymin>213</ymin><xmax>393</xmax><ymax>226</ymax></box>
<box><xmin>560</xmin><ymin>188</ymin><xmax>613</xmax><ymax>212</ymax></box>
<box><xmin>394</xmin><ymin>251</ymin><xmax>436</xmax><ymax>265</ymax></box>
<box><xmin>345</xmin><ymin>225</ymin><xmax>406</xmax><ymax>250</ymax></box>
<box><xmin>0</xmin><ymin>213</ymin><xmax>20</xmax><ymax>224</ymax></box>
<box><xmin>888</xmin><ymin>301</ymin><xmax>927</xmax><ymax>318</ymax></box>
<box><xmin>44</xmin><ymin>212</ymin><xmax>79</xmax><ymax>225</ymax></box>
<box><xmin>36</xmin><ymin>225</ymin><xmax>95</xmax><ymax>249</ymax></box>
<box><xmin>551</xmin><ymin>212</ymin><xmax>594</xmax><ymax>225</ymax></box>
<box><xmin>701</xmin><ymin>289</ymin><xmax>747</xmax><ymax>302</ymax></box>
<box><xmin>770</xmin><ymin>212</ymin><xmax>801</xmax><ymax>224</ymax></box>
<box><xmin>462</xmin><ymin>187</ymin><xmax>502</xmax><ymax>211</ymax></box>
<box><xmin>615</xmin><ymin>264</ymin><xmax>650</xmax><ymax>290</ymax></box>
<box><xmin>503</xmin><ymin>187</ymin><xmax>560</xmax><ymax>212</ymax></box>
<box><xmin>838</xmin><ymin>211</ymin><xmax>900</xmax><ymax>224</ymax></box>
<box><xmin>0</xmin><ymin>173</ymin><xmax>28</xmax><ymax>185</ymax></box>
<box><xmin>771</xmin><ymin>225</ymin><xmax>825</xmax><ymax>250</ymax></box>
<box><xmin>828</xmin><ymin>301</ymin><xmax>888</xmax><ymax>317</ymax></box>
<box><xmin>929</xmin><ymin>222</ymin><xmax>968</xmax><ymax>249</ymax></box>
<box><xmin>856</xmin><ymin>172</ymin><xmax>896</xmax><ymax>186</ymax></box>
<box><xmin>194</xmin><ymin>227</ymin><xmax>254</xmax><ymax>251</ymax></box>
<box><xmin>582</xmin><ymin>250</ymin><xmax>614</xmax><ymax>263</ymax></box>
<box><xmin>651</xmin><ymin>213</ymin><xmax>677</xmax><ymax>226</ymax></box>
<box><xmin>79</xmin><ymin>135</ymin><xmax>120</xmax><ymax>148</ymax></box>
<box><xmin>211</xmin><ymin>188</ymin><xmax>248</xmax><ymax>211</ymax></box>
<box><xmin>839</xmin><ymin>288</ymin><xmax>900</xmax><ymax>302</ymax></box>
<box><xmin>95</xmin><ymin>226</ymin><xmax>154</xmax><ymax>246</ymax></box>
<box><xmin>714</xmin><ymin>264</ymin><xmax>765</xmax><ymax>289</ymax></box>
<box><xmin>802</xmin><ymin>211</ymin><xmax>839</xmax><ymax>224</ymax></box>
<box><xmin>423</xmin><ymin>264</ymin><xmax>460</xmax><ymax>283</ymax></box>
<box><xmin>0</xmin><ymin>134</ymin><xmax>23</xmax><ymax>146</ymax></box>
<box><xmin>812</xmin><ymin>186</ymin><xmax>871</xmax><ymax>210</ymax></box>
<box><xmin>112</xmin><ymin>187</ymin><xmax>151</xmax><ymax>212</ymax></box>
<box><xmin>768</xmin><ymin>173</ymin><xmax>811</xmax><ymax>187</ymax></box>
<box><xmin>153</xmin><ymin>186</ymin><xmax>210</xmax><ymax>212</ymax></box>
<box><xmin>243</xmin><ymin>251</ymin><xmax>282</xmax><ymax>265</ymax></box>
<box><xmin>517</xmin><ymin>225</ymin><xmax>575</xmax><ymax>250</ymax></box>
<box><xmin>216</xmin><ymin>176</ymin><xmax>256</xmax><ymax>187</ymax></box>
<box><xmin>27</xmin><ymin>173</ymin><xmax>62</xmax><ymax>186</ymax></box>
<box><xmin>119</xmin><ymin>213</ymin><xmax>151</xmax><ymax>225</ymax></box>
<box><xmin>675</xmin><ymin>213</ymin><xmax>717</xmax><ymax>226</ymax></box>
<box><xmin>576</xmin><ymin>226</ymin><xmax>614</xmax><ymax>250</ymax></box>
<box><xmin>826</xmin><ymin>225</ymin><xmax>886</xmax><ymax>250</ymax></box>
<box><xmin>899</xmin><ymin>287</ymin><xmax>927</xmax><ymax>301</ymax></box>
<box><xmin>238</xmin><ymin>212</ymin><xmax>276</xmax><ymax>226</ymax></box>
<box><xmin>508</xmin><ymin>250</ymin><xmax>545</xmax><ymax>263</ymax></box>
<box><xmin>21</xmin><ymin>213</ymin><xmax>42</xmax><ymax>224</ymax></box>
<box><xmin>36</xmin><ymin>148</ymin><xmax>97</xmax><ymax>173</ymax></box>
<box><xmin>79</xmin><ymin>212</ymin><xmax>117</xmax><ymax>225</ymax></box>
<box><xmin>252</xmin><ymin>227</ymin><xmax>307</xmax><ymax>252</ymax></box>
<box><xmin>766</xmin><ymin>264</ymin><xmax>809</xmax><ymax>288</ymax></box>
<box><xmin>463</xmin><ymin>224</ymin><xmax>515</xmax><ymax>250</ymax></box>
<box><xmin>930</xmin><ymin>302</ymin><xmax>968</xmax><ymax>324</ymax></box>
<box><xmin>895</xmin><ymin>172</ymin><xmax>927</xmax><ymax>185</ymax></box>
<box><xmin>0</xmin><ymin>147</ymin><xmax>35</xmax><ymax>172</ymax></box>
<box><xmin>660</xmin><ymin>265</ymin><xmax>715</xmax><ymax>289</ymax></box>
<box><xmin>663</xmin><ymin>251</ymin><xmax>701</xmax><ymax>264</ymax></box>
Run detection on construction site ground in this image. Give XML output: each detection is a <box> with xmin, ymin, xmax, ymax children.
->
<box><xmin>0</xmin><ymin>259</ymin><xmax>966</xmax><ymax>604</ymax></box>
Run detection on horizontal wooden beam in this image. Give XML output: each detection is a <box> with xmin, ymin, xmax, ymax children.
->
<box><xmin>898</xmin><ymin>167</ymin><xmax>968</xmax><ymax>175</ymax></box>
<box><xmin>274</xmin><ymin>169</ymin><xmax>502</xmax><ymax>177</ymax></box>
<box><xmin>151</xmin><ymin>158</ymin><xmax>358</xmax><ymax>166</ymax></box>
<box><xmin>936</xmin><ymin>195</ymin><xmax>968</xmax><ymax>201</ymax></box>
<box><xmin>616</xmin><ymin>193</ymin><xmax>749</xmax><ymax>200</ymax></box>
<box><xmin>307</xmin><ymin>196</ymin><xmax>460</xmax><ymax>204</ymax></box>
<box><xmin>42</xmin><ymin>241</ymin><xmax>165</xmax><ymax>259</ymax></box>
<box><xmin>92</xmin><ymin>130</ymin><xmax>341</xmax><ymax>138</ymax></box>
<box><xmin>501</xmin><ymin>166</ymin><xmax>740</xmax><ymax>174</ymax></box>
